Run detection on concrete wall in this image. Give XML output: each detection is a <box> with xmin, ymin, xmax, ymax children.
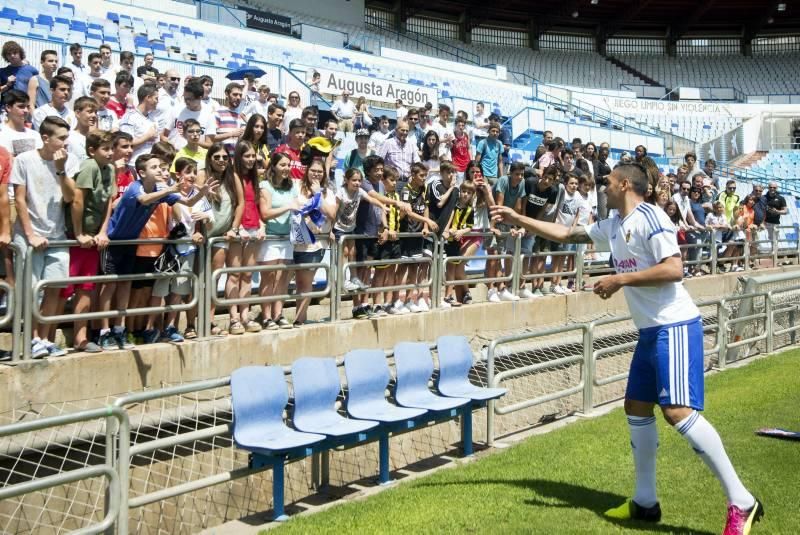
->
<box><xmin>0</xmin><ymin>268</ymin><xmax>770</xmax><ymax>414</ymax></box>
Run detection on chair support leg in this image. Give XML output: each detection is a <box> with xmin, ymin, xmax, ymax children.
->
<box><xmin>461</xmin><ymin>406</ymin><xmax>474</xmax><ymax>457</ymax></box>
<box><xmin>379</xmin><ymin>433</ymin><xmax>392</xmax><ymax>485</ymax></box>
<box><xmin>272</xmin><ymin>459</ymin><xmax>288</xmax><ymax>522</ymax></box>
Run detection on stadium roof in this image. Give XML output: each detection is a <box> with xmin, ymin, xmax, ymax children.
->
<box><xmin>370</xmin><ymin>0</ymin><xmax>800</xmax><ymax>39</ymax></box>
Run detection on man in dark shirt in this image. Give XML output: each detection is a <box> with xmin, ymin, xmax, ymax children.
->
<box><xmin>266</xmin><ymin>103</ymin><xmax>285</xmax><ymax>151</ymax></box>
<box><xmin>763</xmin><ymin>181</ymin><xmax>787</xmax><ymax>244</ymax></box>
<box><xmin>595</xmin><ymin>145</ymin><xmax>612</xmax><ymax>220</ymax></box>
<box><xmin>136</xmin><ymin>53</ymin><xmax>159</xmax><ymax>79</ymax></box>
<box><xmin>534</xmin><ymin>130</ymin><xmax>553</xmax><ymax>162</ymax></box>
<box><xmin>745</xmin><ymin>184</ymin><xmax>767</xmax><ymax>226</ymax></box>
<box><xmin>523</xmin><ymin>165</ymin><xmax>563</xmax><ymax>295</ymax></box>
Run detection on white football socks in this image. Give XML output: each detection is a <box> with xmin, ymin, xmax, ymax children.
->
<box><xmin>628</xmin><ymin>415</ymin><xmax>659</xmax><ymax>508</ymax></box>
<box><xmin>675</xmin><ymin>411</ymin><xmax>755</xmax><ymax>510</ymax></box>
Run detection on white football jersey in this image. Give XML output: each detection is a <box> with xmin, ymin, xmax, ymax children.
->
<box><xmin>586</xmin><ymin>202</ymin><xmax>699</xmax><ymax>329</ymax></box>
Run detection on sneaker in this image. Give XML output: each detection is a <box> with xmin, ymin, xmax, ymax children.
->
<box><xmin>723</xmin><ymin>499</ymin><xmax>764</xmax><ymax>535</ymax></box>
<box><xmin>276</xmin><ymin>316</ymin><xmax>292</xmax><ymax>329</ymax></box>
<box><xmin>385</xmin><ymin>304</ymin><xmax>399</xmax><ymax>315</ymax></box>
<box><xmin>245</xmin><ymin>320</ymin><xmax>263</xmax><ymax>333</ymax></box>
<box><xmin>363</xmin><ymin>305</ymin><xmax>376</xmax><ymax>319</ymax></box>
<box><xmin>519</xmin><ymin>288</ymin><xmax>534</xmax><ymax>299</ymax></box>
<box><xmin>43</xmin><ymin>340</ymin><xmax>67</xmax><ymax>357</ymax></box>
<box><xmin>113</xmin><ymin>327</ymin><xmax>135</xmax><ymax>349</ymax></box>
<box><xmin>31</xmin><ymin>338</ymin><xmax>49</xmax><ymax>359</ymax></box>
<box><xmin>99</xmin><ymin>331</ymin><xmax>117</xmax><ymax>351</ymax></box>
<box><xmin>604</xmin><ymin>499</ymin><xmax>662</xmax><ymax>523</ymax></box>
<box><xmin>264</xmin><ymin>319</ymin><xmax>279</xmax><ymax>331</ymax></box>
<box><xmin>373</xmin><ymin>305</ymin><xmax>388</xmax><ymax>317</ymax></box>
<box><xmin>343</xmin><ymin>279</ymin><xmax>361</xmax><ymax>292</ymax></box>
<box><xmin>444</xmin><ymin>296</ymin><xmax>461</xmax><ymax>307</ymax></box>
<box><xmin>353</xmin><ymin>306</ymin><xmax>368</xmax><ymax>319</ymax></box>
<box><xmin>533</xmin><ymin>288</ymin><xmax>544</xmax><ymax>297</ymax></box>
<box><xmin>142</xmin><ymin>328</ymin><xmax>161</xmax><ymax>344</ymax></box>
<box><xmin>161</xmin><ymin>326</ymin><xmax>184</xmax><ymax>343</ymax></box>
<box><xmin>552</xmin><ymin>284</ymin><xmax>567</xmax><ymax>295</ymax></box>
<box><xmin>406</xmin><ymin>301</ymin><xmax>421</xmax><ymax>313</ymax></box>
<box><xmin>462</xmin><ymin>292</ymin><xmax>473</xmax><ymax>305</ymax></box>
<box><xmin>488</xmin><ymin>288</ymin><xmax>501</xmax><ymax>303</ymax></box>
<box><xmin>394</xmin><ymin>300</ymin><xmax>411</xmax><ymax>314</ymax></box>
<box><xmin>440</xmin><ymin>299</ymin><xmax>451</xmax><ymax>309</ymax></box>
<box><xmin>229</xmin><ymin>320</ymin><xmax>245</xmax><ymax>335</ymax></box>
<box><xmin>499</xmin><ymin>288</ymin><xmax>520</xmax><ymax>301</ymax></box>
<box><xmin>416</xmin><ymin>298</ymin><xmax>430</xmax><ymax>312</ymax></box>
<box><xmin>351</xmin><ymin>276</ymin><xmax>370</xmax><ymax>290</ymax></box>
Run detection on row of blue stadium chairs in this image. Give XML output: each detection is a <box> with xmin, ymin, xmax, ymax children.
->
<box><xmin>231</xmin><ymin>335</ymin><xmax>506</xmax><ymax>520</ymax></box>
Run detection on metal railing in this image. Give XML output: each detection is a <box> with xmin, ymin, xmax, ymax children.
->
<box><xmin>3</xmin><ymin>227</ymin><xmax>799</xmax><ymax>360</ymax></box>
<box><xmin>0</xmin><ymin>405</ymin><xmax>129</xmax><ymax>535</ymax></box>
<box><xmin>1</xmin><ymin>273</ymin><xmax>800</xmax><ymax>532</ymax></box>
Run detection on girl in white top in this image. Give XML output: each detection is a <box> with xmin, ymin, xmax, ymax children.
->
<box><xmin>291</xmin><ymin>158</ymin><xmax>337</xmax><ymax>325</ymax></box>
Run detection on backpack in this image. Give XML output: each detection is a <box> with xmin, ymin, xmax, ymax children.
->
<box><xmin>154</xmin><ymin>222</ymin><xmax>188</xmax><ymax>274</ymax></box>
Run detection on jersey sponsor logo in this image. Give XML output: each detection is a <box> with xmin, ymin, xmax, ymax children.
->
<box><xmin>614</xmin><ymin>257</ymin><xmax>638</xmax><ymax>272</ymax></box>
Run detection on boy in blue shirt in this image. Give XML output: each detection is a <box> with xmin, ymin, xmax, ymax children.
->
<box><xmin>95</xmin><ymin>153</ymin><xmax>217</xmax><ymax>350</ymax></box>
<box><xmin>475</xmin><ymin>122</ymin><xmax>504</xmax><ymax>185</ymax></box>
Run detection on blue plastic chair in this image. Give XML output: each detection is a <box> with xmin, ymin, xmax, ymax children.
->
<box><xmin>291</xmin><ymin>357</ymin><xmax>379</xmax><ymax>438</ymax></box>
<box><xmin>231</xmin><ymin>366</ymin><xmax>324</xmax><ymax>521</ymax></box>
<box><xmin>393</xmin><ymin>342</ymin><xmax>469</xmax><ymax>412</ymax></box>
<box><xmin>344</xmin><ymin>349</ymin><xmax>426</xmax><ymax>484</ymax></box>
<box><xmin>436</xmin><ymin>336</ymin><xmax>507</xmax><ymax>401</ymax></box>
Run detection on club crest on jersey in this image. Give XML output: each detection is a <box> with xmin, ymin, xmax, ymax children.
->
<box><xmin>626</xmin><ymin>230</ymin><xmax>632</xmax><ymax>243</ymax></box>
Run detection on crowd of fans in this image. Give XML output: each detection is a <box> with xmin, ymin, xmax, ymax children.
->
<box><xmin>0</xmin><ymin>40</ymin><xmax>790</xmax><ymax>359</ymax></box>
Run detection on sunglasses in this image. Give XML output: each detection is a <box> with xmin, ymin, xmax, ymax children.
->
<box><xmin>170</xmin><ymin>77</ymin><xmax>180</xmax><ymax>81</ymax></box>
<box><xmin>212</xmin><ymin>154</ymin><xmax>229</xmax><ymax>161</ymax></box>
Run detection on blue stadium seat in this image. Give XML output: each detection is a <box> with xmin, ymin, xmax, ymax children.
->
<box><xmin>230</xmin><ymin>365</ymin><xmax>325</xmax><ymax>522</ymax></box>
<box><xmin>36</xmin><ymin>14</ymin><xmax>53</xmax><ymax>27</ymax></box>
<box><xmin>393</xmin><ymin>342</ymin><xmax>470</xmax><ymax>412</ymax></box>
<box><xmin>436</xmin><ymin>336</ymin><xmax>507</xmax><ymax>401</ymax></box>
<box><xmin>69</xmin><ymin>20</ymin><xmax>86</xmax><ymax>31</ymax></box>
<box><xmin>291</xmin><ymin>357</ymin><xmax>379</xmax><ymax>438</ymax></box>
<box><xmin>106</xmin><ymin>11</ymin><xmax>119</xmax><ymax>22</ymax></box>
<box><xmin>344</xmin><ymin>349</ymin><xmax>427</xmax><ymax>423</ymax></box>
<box><xmin>62</xmin><ymin>2</ymin><xmax>74</xmax><ymax>15</ymax></box>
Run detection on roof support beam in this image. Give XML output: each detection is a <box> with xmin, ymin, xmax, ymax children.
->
<box><xmin>667</xmin><ymin>0</ymin><xmax>717</xmax><ymax>45</ymax></box>
<box><xmin>601</xmin><ymin>0</ymin><xmax>653</xmax><ymax>38</ymax></box>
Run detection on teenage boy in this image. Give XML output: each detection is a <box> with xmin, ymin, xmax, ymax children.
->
<box><xmin>275</xmin><ymin>118</ymin><xmax>306</xmax><ymax>180</ymax></box>
<box><xmin>111</xmin><ymin>131</ymin><xmax>135</xmax><ymax>199</ymax></box>
<box><xmin>65</xmin><ymin>130</ymin><xmax>116</xmax><ymax>353</ymax></box>
<box><xmin>90</xmin><ymin>79</ymin><xmax>120</xmax><ymax>132</ymax></box>
<box><xmin>28</xmin><ymin>49</ymin><xmax>59</xmax><ymax>108</ymax></box>
<box><xmin>475</xmin><ymin>122</ymin><xmax>504</xmax><ymax>185</ymax></box>
<box><xmin>120</xmin><ymin>84</ymin><xmax>161</xmax><ymax>162</ymax></box>
<box><xmin>242</xmin><ymin>82</ymin><xmax>271</xmax><ymax>120</ymax></box>
<box><xmin>96</xmin><ymin>154</ymin><xmax>217</xmax><ymax>350</ymax></box>
<box><xmin>493</xmin><ymin>162</ymin><xmax>527</xmax><ymax>302</ymax></box>
<box><xmin>0</xmin><ymin>90</ymin><xmax>41</xmax><ymax>156</ymax></box>
<box><xmin>32</xmin><ymin>75</ymin><xmax>75</xmax><ymax>130</ymax></box>
<box><xmin>368</xmin><ymin>115</ymin><xmax>391</xmax><ymax>153</ymax></box>
<box><xmin>431</xmin><ymin>104</ymin><xmax>454</xmax><ymax>160</ymax></box>
<box><xmin>265</xmin><ymin>103</ymin><xmax>285</xmax><ymax>151</ymax></box>
<box><xmin>83</xmin><ymin>53</ymin><xmax>105</xmax><ymax>95</ymax></box>
<box><xmin>98</xmin><ymin>44</ymin><xmax>117</xmax><ymax>79</ymax></box>
<box><xmin>170</xmin><ymin>118</ymin><xmax>207</xmax><ymax>173</ymax></box>
<box><xmin>11</xmin><ymin>117</ymin><xmax>79</xmax><ymax>358</ymax></box>
<box><xmin>163</xmin><ymin>79</ymin><xmax>215</xmax><ymax>150</ymax></box>
<box><xmin>210</xmin><ymin>82</ymin><xmax>244</xmax><ymax>155</ymax></box>
<box><xmin>67</xmin><ymin>96</ymin><xmax>99</xmax><ymax>162</ymax></box>
<box><xmin>108</xmin><ymin>71</ymin><xmax>134</xmax><ymax>119</ymax></box>
<box><xmin>399</xmin><ymin>162</ymin><xmax>438</xmax><ymax>313</ymax></box>
<box><xmin>0</xmin><ymin>41</ymin><xmax>38</xmax><ymax>95</ymax></box>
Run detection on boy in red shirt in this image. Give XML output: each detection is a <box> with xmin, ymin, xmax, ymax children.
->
<box><xmin>451</xmin><ymin>117</ymin><xmax>472</xmax><ymax>184</ymax></box>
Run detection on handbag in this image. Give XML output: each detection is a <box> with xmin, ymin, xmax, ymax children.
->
<box><xmin>154</xmin><ymin>223</ymin><xmax>188</xmax><ymax>274</ymax></box>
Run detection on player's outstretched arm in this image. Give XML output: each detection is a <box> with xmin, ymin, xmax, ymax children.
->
<box><xmin>490</xmin><ymin>205</ymin><xmax>593</xmax><ymax>244</ymax></box>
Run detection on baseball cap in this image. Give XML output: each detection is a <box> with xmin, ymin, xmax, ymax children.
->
<box><xmin>355</xmin><ymin>128</ymin><xmax>370</xmax><ymax>138</ymax></box>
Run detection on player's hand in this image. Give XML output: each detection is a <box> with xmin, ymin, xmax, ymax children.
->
<box><xmin>490</xmin><ymin>205</ymin><xmax>521</xmax><ymax>226</ymax></box>
<box><xmin>593</xmin><ymin>275</ymin><xmax>622</xmax><ymax>300</ymax></box>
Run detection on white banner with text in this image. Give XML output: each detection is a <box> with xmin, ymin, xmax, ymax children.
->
<box><xmin>315</xmin><ymin>69</ymin><xmax>438</xmax><ymax>108</ymax></box>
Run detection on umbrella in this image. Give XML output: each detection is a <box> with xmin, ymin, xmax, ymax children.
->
<box><xmin>226</xmin><ymin>66</ymin><xmax>267</xmax><ymax>80</ymax></box>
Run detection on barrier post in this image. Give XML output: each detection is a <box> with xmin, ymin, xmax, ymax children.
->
<box><xmin>196</xmin><ymin>244</ymin><xmax>208</xmax><ymax>338</ymax></box>
<box><xmin>22</xmin><ymin>245</ymin><xmax>33</xmax><ymax>360</ymax></box>
<box><xmin>582</xmin><ymin>323</ymin><xmax>595</xmax><ymax>415</ymax></box>
<box><xmin>511</xmin><ymin>234</ymin><xmax>522</xmax><ymax>296</ymax></box>
<box><xmin>203</xmin><ymin>239</ymin><xmax>215</xmax><ymax>338</ymax></box>
<box><xmin>328</xmin><ymin>244</ymin><xmax>338</xmax><ymax>322</ymax></box>
<box><xmin>486</xmin><ymin>340</ymin><xmax>496</xmax><ymax>446</ymax></box>
<box><xmin>430</xmin><ymin>236</ymin><xmax>441</xmax><ymax>309</ymax></box>
<box><xmin>575</xmin><ymin>247</ymin><xmax>584</xmax><ymax>290</ymax></box>
<box><xmin>717</xmin><ymin>301</ymin><xmax>728</xmax><ymax>370</ymax></box>
<box><xmin>10</xmin><ymin>244</ymin><xmax>23</xmax><ymax>361</ymax></box>
<box><xmin>743</xmin><ymin>241</ymin><xmax>750</xmax><ymax>271</ymax></box>
<box><xmin>334</xmin><ymin>238</ymin><xmax>344</xmax><ymax>321</ymax></box>
<box><xmin>710</xmin><ymin>237</ymin><xmax>718</xmax><ymax>275</ymax></box>
<box><xmin>772</xmin><ymin>229</ymin><xmax>779</xmax><ymax>267</ymax></box>
<box><xmin>765</xmin><ymin>292</ymin><xmax>774</xmax><ymax>354</ymax></box>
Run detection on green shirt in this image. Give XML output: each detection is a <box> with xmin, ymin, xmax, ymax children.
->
<box><xmin>66</xmin><ymin>159</ymin><xmax>116</xmax><ymax>237</ymax></box>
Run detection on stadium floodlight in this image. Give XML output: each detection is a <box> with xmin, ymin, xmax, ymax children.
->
<box><xmin>777</xmin><ymin>3</ymin><xmax>786</xmax><ymax>11</ymax></box>
<box><xmin>591</xmin><ymin>0</ymin><xmax>599</xmax><ymax>4</ymax></box>
<box><xmin>572</xmin><ymin>11</ymin><xmax>579</xmax><ymax>18</ymax></box>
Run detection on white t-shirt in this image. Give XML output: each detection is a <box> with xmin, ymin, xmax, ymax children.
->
<box><xmin>431</xmin><ymin>121</ymin><xmax>454</xmax><ymax>160</ymax></box>
<box><xmin>165</xmin><ymin>105</ymin><xmax>217</xmax><ymax>150</ymax></box>
<box><xmin>120</xmin><ymin>108</ymin><xmax>160</xmax><ymax>161</ymax></box>
<box><xmin>242</xmin><ymin>100</ymin><xmax>270</xmax><ymax>120</ymax></box>
<box><xmin>0</xmin><ymin>124</ymin><xmax>41</xmax><ymax>156</ymax></box>
<box><xmin>557</xmin><ymin>190</ymin><xmax>590</xmax><ymax>228</ymax></box>
<box><xmin>396</xmin><ymin>106</ymin><xmax>408</xmax><ymax>120</ymax></box>
<box><xmin>368</xmin><ymin>129</ymin><xmax>390</xmax><ymax>152</ymax></box>
<box><xmin>473</xmin><ymin>112</ymin><xmax>489</xmax><ymax>137</ymax></box>
<box><xmin>156</xmin><ymin>88</ymin><xmax>182</xmax><ymax>121</ymax></box>
<box><xmin>11</xmin><ymin>150</ymin><xmax>80</xmax><ymax>240</ymax></box>
<box><xmin>586</xmin><ymin>202</ymin><xmax>699</xmax><ymax>329</ymax></box>
<box><xmin>67</xmin><ymin>130</ymin><xmax>88</xmax><ymax>163</ymax></box>
<box><xmin>282</xmin><ymin>105</ymin><xmax>303</xmax><ymax>133</ymax></box>
<box><xmin>32</xmin><ymin>104</ymin><xmax>76</xmax><ymax>131</ymax></box>
<box><xmin>96</xmin><ymin>107</ymin><xmax>120</xmax><ymax>132</ymax></box>
<box><xmin>334</xmin><ymin>186</ymin><xmax>368</xmax><ymax>232</ymax></box>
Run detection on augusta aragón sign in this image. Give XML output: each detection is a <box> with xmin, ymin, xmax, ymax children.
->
<box><xmin>241</xmin><ymin>6</ymin><xmax>292</xmax><ymax>36</ymax></box>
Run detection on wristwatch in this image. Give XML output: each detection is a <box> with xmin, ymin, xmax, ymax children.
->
<box><xmin>56</xmin><ymin>170</ymin><xmax>67</xmax><ymax>177</ymax></box>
